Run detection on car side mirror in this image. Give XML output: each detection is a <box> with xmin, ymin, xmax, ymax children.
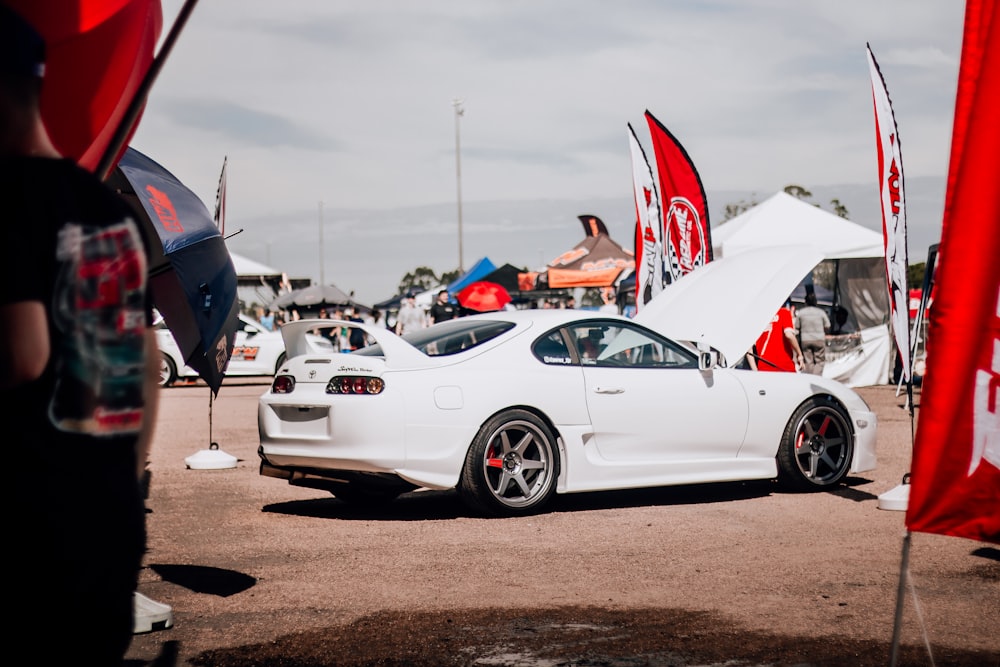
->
<box><xmin>697</xmin><ymin>343</ymin><xmax>718</xmax><ymax>371</ymax></box>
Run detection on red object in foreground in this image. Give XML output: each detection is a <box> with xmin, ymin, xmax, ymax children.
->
<box><xmin>907</xmin><ymin>0</ymin><xmax>1000</xmax><ymax>544</ymax></box>
<box><xmin>7</xmin><ymin>0</ymin><xmax>162</xmax><ymax>172</ymax></box>
<box><xmin>458</xmin><ymin>282</ymin><xmax>512</xmax><ymax>313</ymax></box>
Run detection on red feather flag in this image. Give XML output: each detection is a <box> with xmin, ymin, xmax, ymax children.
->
<box><xmin>907</xmin><ymin>0</ymin><xmax>1000</xmax><ymax>543</ymax></box>
<box><xmin>644</xmin><ymin>110</ymin><xmax>712</xmax><ymax>283</ymax></box>
<box><xmin>867</xmin><ymin>44</ymin><xmax>911</xmax><ymax>383</ymax></box>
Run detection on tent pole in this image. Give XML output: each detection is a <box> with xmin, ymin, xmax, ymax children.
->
<box><xmin>889</xmin><ymin>530</ymin><xmax>912</xmax><ymax>667</ymax></box>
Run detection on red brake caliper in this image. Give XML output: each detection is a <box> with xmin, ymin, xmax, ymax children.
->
<box><xmin>486</xmin><ymin>445</ymin><xmax>503</xmax><ymax>468</ymax></box>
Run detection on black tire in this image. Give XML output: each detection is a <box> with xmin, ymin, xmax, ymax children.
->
<box><xmin>459</xmin><ymin>409</ymin><xmax>559</xmax><ymax>517</ymax></box>
<box><xmin>159</xmin><ymin>354</ymin><xmax>177</xmax><ymax>387</ymax></box>
<box><xmin>777</xmin><ymin>396</ymin><xmax>854</xmax><ymax>491</ymax></box>
<box><xmin>274</xmin><ymin>352</ymin><xmax>287</xmax><ymax>375</ymax></box>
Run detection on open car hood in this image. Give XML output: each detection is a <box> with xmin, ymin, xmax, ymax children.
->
<box><xmin>633</xmin><ymin>245</ymin><xmax>825</xmax><ymax>366</ymax></box>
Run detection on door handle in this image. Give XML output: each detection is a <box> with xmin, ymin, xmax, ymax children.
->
<box><xmin>593</xmin><ymin>386</ymin><xmax>624</xmax><ymax>394</ymax></box>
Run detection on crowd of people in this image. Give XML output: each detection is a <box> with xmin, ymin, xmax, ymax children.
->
<box><xmin>248</xmin><ymin>283</ymin><xmax>838</xmax><ymax>380</ymax></box>
<box><xmin>751</xmin><ymin>290</ymin><xmax>834</xmax><ymax>376</ymax></box>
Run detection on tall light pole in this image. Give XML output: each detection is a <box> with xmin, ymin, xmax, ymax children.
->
<box><xmin>317</xmin><ymin>200</ymin><xmax>325</xmax><ymax>285</ymax></box>
<box><xmin>453</xmin><ymin>98</ymin><xmax>465</xmax><ymax>274</ymax></box>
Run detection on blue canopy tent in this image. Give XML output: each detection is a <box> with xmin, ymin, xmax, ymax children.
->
<box><xmin>447</xmin><ymin>257</ymin><xmax>497</xmax><ymax>296</ymax></box>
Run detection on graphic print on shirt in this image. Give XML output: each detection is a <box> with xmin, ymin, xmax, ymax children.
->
<box><xmin>50</xmin><ymin>221</ymin><xmax>148</xmax><ymax>436</ymax></box>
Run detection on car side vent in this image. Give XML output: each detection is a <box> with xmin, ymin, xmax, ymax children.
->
<box><xmin>305</xmin><ymin>359</ymin><xmax>332</xmax><ymax>364</ymax></box>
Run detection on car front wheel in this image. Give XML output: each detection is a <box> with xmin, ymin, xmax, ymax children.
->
<box><xmin>459</xmin><ymin>409</ymin><xmax>559</xmax><ymax>517</ymax></box>
<box><xmin>159</xmin><ymin>354</ymin><xmax>177</xmax><ymax>387</ymax></box>
<box><xmin>777</xmin><ymin>396</ymin><xmax>854</xmax><ymax>491</ymax></box>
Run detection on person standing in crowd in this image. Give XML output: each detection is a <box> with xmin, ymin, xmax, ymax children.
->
<box><xmin>345</xmin><ymin>307</ymin><xmax>366</xmax><ymax>350</ymax></box>
<box><xmin>794</xmin><ymin>291</ymin><xmax>831</xmax><ymax>375</ymax></box>
<box><xmin>370</xmin><ymin>308</ymin><xmax>386</xmax><ymax>330</ymax></box>
<box><xmin>429</xmin><ymin>289</ymin><xmax>457</xmax><ymax>324</ymax></box>
<box><xmin>599</xmin><ymin>289</ymin><xmax>618</xmax><ymax>314</ymax></box>
<box><xmin>753</xmin><ymin>302</ymin><xmax>803</xmax><ymax>372</ymax></box>
<box><xmin>259</xmin><ymin>309</ymin><xmax>275</xmax><ymax>331</ymax></box>
<box><xmin>0</xmin><ymin>7</ymin><xmax>159</xmax><ymax>661</ymax></box>
<box><xmin>395</xmin><ymin>295</ymin><xmax>425</xmax><ymax>335</ymax></box>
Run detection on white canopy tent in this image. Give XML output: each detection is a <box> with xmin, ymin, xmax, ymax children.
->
<box><xmin>230</xmin><ymin>252</ymin><xmax>288</xmax><ymax>312</ymax></box>
<box><xmin>712</xmin><ymin>192</ymin><xmax>891</xmax><ymax>386</ymax></box>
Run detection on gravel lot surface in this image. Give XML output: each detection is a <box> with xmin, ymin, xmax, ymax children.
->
<box><xmin>125</xmin><ymin>381</ymin><xmax>999</xmax><ymax>667</ymax></box>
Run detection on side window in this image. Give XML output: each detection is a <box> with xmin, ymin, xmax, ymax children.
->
<box><xmin>568</xmin><ymin>322</ymin><xmax>697</xmax><ymax>369</ymax></box>
<box><xmin>533</xmin><ymin>331</ymin><xmax>573</xmax><ymax>365</ymax></box>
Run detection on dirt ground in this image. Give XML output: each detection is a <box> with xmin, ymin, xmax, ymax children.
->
<box><xmin>124</xmin><ymin>381</ymin><xmax>999</xmax><ymax>667</ymax></box>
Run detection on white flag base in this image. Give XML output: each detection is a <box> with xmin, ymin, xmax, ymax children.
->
<box><xmin>185</xmin><ymin>442</ymin><xmax>237</xmax><ymax>470</ymax></box>
<box><xmin>878</xmin><ymin>480</ymin><xmax>910</xmax><ymax>511</ymax></box>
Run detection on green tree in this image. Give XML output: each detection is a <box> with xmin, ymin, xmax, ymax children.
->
<box><xmin>439</xmin><ymin>269</ymin><xmax>461</xmax><ymax>286</ymax></box>
<box><xmin>720</xmin><ymin>195</ymin><xmax>760</xmax><ymax>222</ymax></box>
<box><xmin>721</xmin><ymin>185</ymin><xmax>851</xmax><ymax>223</ymax></box>
<box><xmin>783</xmin><ymin>184</ymin><xmax>813</xmax><ymax>201</ymax></box>
<box><xmin>397</xmin><ymin>266</ymin><xmax>440</xmax><ymax>294</ymax></box>
<box><xmin>829</xmin><ymin>198</ymin><xmax>850</xmax><ymax>219</ymax></box>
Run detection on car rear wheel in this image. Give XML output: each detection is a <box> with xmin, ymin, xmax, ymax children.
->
<box><xmin>459</xmin><ymin>409</ymin><xmax>559</xmax><ymax>517</ymax></box>
<box><xmin>777</xmin><ymin>396</ymin><xmax>853</xmax><ymax>491</ymax></box>
<box><xmin>159</xmin><ymin>354</ymin><xmax>177</xmax><ymax>387</ymax></box>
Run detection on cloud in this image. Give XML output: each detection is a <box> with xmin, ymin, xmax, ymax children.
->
<box><xmin>157</xmin><ymin>98</ymin><xmax>341</xmax><ymax>151</ymax></box>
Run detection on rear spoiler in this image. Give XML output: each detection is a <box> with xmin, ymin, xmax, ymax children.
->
<box><xmin>279</xmin><ymin>320</ymin><xmax>436</xmax><ymax>369</ymax></box>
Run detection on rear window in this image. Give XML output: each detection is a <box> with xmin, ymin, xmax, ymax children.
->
<box><xmin>354</xmin><ymin>318</ymin><xmax>515</xmax><ymax>357</ymax></box>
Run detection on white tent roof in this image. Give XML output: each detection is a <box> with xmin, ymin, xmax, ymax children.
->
<box><xmin>712</xmin><ymin>191</ymin><xmax>884</xmax><ymax>260</ymax></box>
<box><xmin>231</xmin><ymin>252</ymin><xmax>282</xmax><ymax>277</ymax></box>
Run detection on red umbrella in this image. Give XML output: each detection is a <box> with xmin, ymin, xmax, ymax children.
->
<box><xmin>457</xmin><ymin>281</ymin><xmax>512</xmax><ymax>312</ymax></box>
<box><xmin>7</xmin><ymin>0</ymin><xmax>163</xmax><ymax>172</ymax></box>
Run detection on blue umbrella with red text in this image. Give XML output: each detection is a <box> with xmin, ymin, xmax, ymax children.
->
<box><xmin>107</xmin><ymin>146</ymin><xmax>239</xmax><ymax>394</ymax></box>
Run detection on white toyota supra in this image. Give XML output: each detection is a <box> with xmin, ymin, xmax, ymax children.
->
<box><xmin>258</xmin><ymin>246</ymin><xmax>877</xmax><ymax>516</ymax></box>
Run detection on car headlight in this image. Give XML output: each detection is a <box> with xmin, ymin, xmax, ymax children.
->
<box><xmin>326</xmin><ymin>375</ymin><xmax>384</xmax><ymax>395</ymax></box>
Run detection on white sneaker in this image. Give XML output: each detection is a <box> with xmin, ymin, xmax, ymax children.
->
<box><xmin>133</xmin><ymin>591</ymin><xmax>174</xmax><ymax>634</ymax></box>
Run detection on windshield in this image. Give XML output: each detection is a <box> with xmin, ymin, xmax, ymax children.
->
<box><xmin>354</xmin><ymin>318</ymin><xmax>515</xmax><ymax>357</ymax></box>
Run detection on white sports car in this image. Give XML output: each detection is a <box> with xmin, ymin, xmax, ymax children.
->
<box><xmin>258</xmin><ymin>247</ymin><xmax>878</xmax><ymax>516</ymax></box>
<box><xmin>156</xmin><ymin>313</ymin><xmax>334</xmax><ymax>387</ymax></box>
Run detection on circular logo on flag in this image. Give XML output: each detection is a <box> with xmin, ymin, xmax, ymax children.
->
<box><xmin>665</xmin><ymin>196</ymin><xmax>707</xmax><ymax>279</ymax></box>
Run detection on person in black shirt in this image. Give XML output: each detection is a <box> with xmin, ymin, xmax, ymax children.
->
<box><xmin>429</xmin><ymin>289</ymin><xmax>457</xmax><ymax>324</ymax></box>
<box><xmin>0</xmin><ymin>7</ymin><xmax>159</xmax><ymax>663</ymax></box>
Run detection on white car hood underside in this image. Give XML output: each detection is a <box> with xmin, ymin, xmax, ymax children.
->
<box><xmin>633</xmin><ymin>245</ymin><xmax>825</xmax><ymax>366</ymax></box>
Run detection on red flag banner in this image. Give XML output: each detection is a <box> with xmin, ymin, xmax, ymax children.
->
<box><xmin>907</xmin><ymin>0</ymin><xmax>1000</xmax><ymax>543</ymax></box>
<box><xmin>644</xmin><ymin>110</ymin><xmax>711</xmax><ymax>283</ymax></box>
<box><xmin>867</xmin><ymin>44</ymin><xmax>912</xmax><ymax>383</ymax></box>
<box><xmin>628</xmin><ymin>123</ymin><xmax>664</xmax><ymax>311</ymax></box>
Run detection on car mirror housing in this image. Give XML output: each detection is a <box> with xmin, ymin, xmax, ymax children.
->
<box><xmin>697</xmin><ymin>342</ymin><xmax>718</xmax><ymax>371</ymax></box>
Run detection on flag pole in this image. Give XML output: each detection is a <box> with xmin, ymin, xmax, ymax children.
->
<box><xmin>96</xmin><ymin>0</ymin><xmax>202</xmax><ymax>180</ymax></box>
<box><xmin>888</xmin><ymin>530</ymin><xmax>912</xmax><ymax>667</ymax></box>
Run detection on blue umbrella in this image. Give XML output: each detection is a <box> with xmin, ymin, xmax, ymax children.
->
<box><xmin>108</xmin><ymin>147</ymin><xmax>239</xmax><ymax>394</ymax></box>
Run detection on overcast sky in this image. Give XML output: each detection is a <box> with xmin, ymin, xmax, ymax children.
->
<box><xmin>129</xmin><ymin>1</ymin><xmax>966</xmax><ymax>305</ymax></box>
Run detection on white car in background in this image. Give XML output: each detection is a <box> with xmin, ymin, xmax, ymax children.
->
<box><xmin>257</xmin><ymin>247</ymin><xmax>878</xmax><ymax>517</ymax></box>
<box><xmin>156</xmin><ymin>313</ymin><xmax>334</xmax><ymax>387</ymax></box>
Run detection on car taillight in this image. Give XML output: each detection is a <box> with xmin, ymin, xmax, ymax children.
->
<box><xmin>326</xmin><ymin>375</ymin><xmax>384</xmax><ymax>395</ymax></box>
<box><xmin>271</xmin><ymin>375</ymin><xmax>296</xmax><ymax>394</ymax></box>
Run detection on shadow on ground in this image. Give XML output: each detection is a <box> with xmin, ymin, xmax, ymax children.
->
<box><xmin>131</xmin><ymin>605</ymin><xmax>997</xmax><ymax>667</ymax></box>
<box><xmin>261</xmin><ymin>479</ymin><xmax>783</xmax><ymax>522</ymax></box>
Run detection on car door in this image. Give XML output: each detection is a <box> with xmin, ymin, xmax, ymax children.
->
<box><xmin>574</xmin><ymin>321</ymin><xmax>750</xmax><ymax>463</ymax></box>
